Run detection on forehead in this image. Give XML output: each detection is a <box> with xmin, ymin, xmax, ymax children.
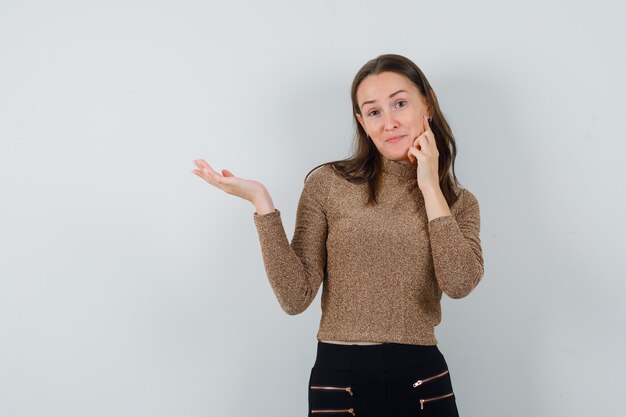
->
<box><xmin>357</xmin><ymin>71</ymin><xmax>419</xmax><ymax>101</ymax></box>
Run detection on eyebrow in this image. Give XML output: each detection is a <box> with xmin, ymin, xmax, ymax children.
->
<box><xmin>360</xmin><ymin>89</ymin><xmax>408</xmax><ymax>109</ymax></box>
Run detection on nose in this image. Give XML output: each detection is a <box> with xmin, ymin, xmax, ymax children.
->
<box><xmin>383</xmin><ymin>112</ymin><xmax>399</xmax><ymax>131</ymax></box>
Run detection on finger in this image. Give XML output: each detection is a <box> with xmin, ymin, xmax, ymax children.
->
<box><xmin>423</xmin><ymin>115</ymin><xmax>432</xmax><ymax>133</ymax></box>
<box><xmin>193</xmin><ymin>159</ymin><xmax>207</xmax><ymax>168</ymax></box>
<box><xmin>193</xmin><ymin>169</ymin><xmax>218</xmax><ymax>185</ymax></box>
<box><xmin>222</xmin><ymin>169</ymin><xmax>234</xmax><ymax>177</ymax></box>
<box><xmin>413</xmin><ymin>134</ymin><xmax>428</xmax><ymax>151</ymax></box>
<box><xmin>412</xmin><ymin>135</ymin><xmax>422</xmax><ymax>150</ymax></box>
<box><xmin>421</xmin><ymin>131</ymin><xmax>438</xmax><ymax>156</ymax></box>
<box><xmin>194</xmin><ymin>159</ymin><xmax>218</xmax><ymax>175</ymax></box>
<box><xmin>411</xmin><ymin>128</ymin><xmax>422</xmax><ymax>146</ymax></box>
<box><xmin>192</xmin><ymin>166</ymin><xmax>224</xmax><ymax>187</ymax></box>
<box><xmin>407</xmin><ymin>146</ymin><xmax>422</xmax><ymax>163</ymax></box>
<box><xmin>191</xmin><ymin>168</ymin><xmax>210</xmax><ymax>179</ymax></box>
<box><xmin>420</xmin><ymin>134</ymin><xmax>431</xmax><ymax>151</ymax></box>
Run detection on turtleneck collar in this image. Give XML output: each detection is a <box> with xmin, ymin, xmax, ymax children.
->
<box><xmin>381</xmin><ymin>155</ymin><xmax>417</xmax><ymax>180</ymax></box>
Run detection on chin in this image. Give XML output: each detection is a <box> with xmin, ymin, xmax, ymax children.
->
<box><xmin>388</xmin><ymin>150</ymin><xmax>410</xmax><ymax>161</ymax></box>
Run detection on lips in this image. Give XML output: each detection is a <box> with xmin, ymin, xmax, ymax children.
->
<box><xmin>386</xmin><ymin>135</ymin><xmax>406</xmax><ymax>142</ymax></box>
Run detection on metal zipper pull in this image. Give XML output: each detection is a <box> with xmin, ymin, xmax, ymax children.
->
<box><xmin>412</xmin><ymin>369</ymin><xmax>449</xmax><ymax>388</ymax></box>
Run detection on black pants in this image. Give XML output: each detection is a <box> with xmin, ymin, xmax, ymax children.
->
<box><xmin>308</xmin><ymin>341</ymin><xmax>460</xmax><ymax>417</ymax></box>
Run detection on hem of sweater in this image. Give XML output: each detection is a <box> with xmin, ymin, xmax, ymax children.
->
<box><xmin>316</xmin><ymin>330</ymin><xmax>438</xmax><ymax>346</ymax></box>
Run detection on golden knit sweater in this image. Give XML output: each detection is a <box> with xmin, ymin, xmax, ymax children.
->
<box><xmin>253</xmin><ymin>156</ymin><xmax>484</xmax><ymax>345</ymax></box>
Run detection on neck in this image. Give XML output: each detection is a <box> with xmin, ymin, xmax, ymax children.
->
<box><xmin>381</xmin><ymin>155</ymin><xmax>416</xmax><ymax>180</ymax></box>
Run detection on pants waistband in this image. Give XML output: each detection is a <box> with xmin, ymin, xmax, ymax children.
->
<box><xmin>313</xmin><ymin>341</ymin><xmax>443</xmax><ymax>371</ymax></box>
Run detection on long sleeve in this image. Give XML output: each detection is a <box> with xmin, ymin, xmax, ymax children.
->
<box><xmin>252</xmin><ymin>166</ymin><xmax>329</xmax><ymax>315</ymax></box>
<box><xmin>427</xmin><ymin>188</ymin><xmax>484</xmax><ymax>299</ymax></box>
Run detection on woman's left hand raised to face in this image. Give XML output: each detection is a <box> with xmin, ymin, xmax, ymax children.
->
<box><xmin>407</xmin><ymin>115</ymin><xmax>440</xmax><ymax>193</ymax></box>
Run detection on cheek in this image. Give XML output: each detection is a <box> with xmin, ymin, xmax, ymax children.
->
<box><xmin>367</xmin><ymin>118</ymin><xmax>384</xmax><ymax>130</ymax></box>
<box><xmin>406</xmin><ymin>112</ymin><xmax>423</xmax><ymax>127</ymax></box>
<box><xmin>408</xmin><ymin>117</ymin><xmax>426</xmax><ymax>137</ymax></box>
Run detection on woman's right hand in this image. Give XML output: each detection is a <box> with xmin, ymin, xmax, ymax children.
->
<box><xmin>191</xmin><ymin>159</ymin><xmax>275</xmax><ymax>213</ymax></box>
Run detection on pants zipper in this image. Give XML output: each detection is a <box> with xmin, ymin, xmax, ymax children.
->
<box><xmin>419</xmin><ymin>392</ymin><xmax>454</xmax><ymax>409</ymax></box>
<box><xmin>412</xmin><ymin>369</ymin><xmax>449</xmax><ymax>388</ymax></box>
<box><xmin>310</xmin><ymin>386</ymin><xmax>353</xmax><ymax>396</ymax></box>
<box><xmin>311</xmin><ymin>408</ymin><xmax>355</xmax><ymax>415</ymax></box>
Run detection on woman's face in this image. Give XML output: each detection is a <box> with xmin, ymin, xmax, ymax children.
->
<box><xmin>355</xmin><ymin>71</ymin><xmax>431</xmax><ymax>163</ymax></box>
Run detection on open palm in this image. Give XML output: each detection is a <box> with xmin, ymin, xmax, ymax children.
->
<box><xmin>191</xmin><ymin>159</ymin><xmax>265</xmax><ymax>203</ymax></box>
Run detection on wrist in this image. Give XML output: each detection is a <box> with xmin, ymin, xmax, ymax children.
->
<box><xmin>252</xmin><ymin>187</ymin><xmax>275</xmax><ymax>215</ymax></box>
<box><xmin>420</xmin><ymin>182</ymin><xmax>442</xmax><ymax>198</ymax></box>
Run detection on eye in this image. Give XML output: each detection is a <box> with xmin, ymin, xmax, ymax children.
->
<box><xmin>367</xmin><ymin>109</ymin><xmax>379</xmax><ymax>117</ymax></box>
<box><xmin>395</xmin><ymin>100</ymin><xmax>407</xmax><ymax>108</ymax></box>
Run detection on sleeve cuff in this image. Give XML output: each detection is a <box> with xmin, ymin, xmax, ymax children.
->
<box><xmin>253</xmin><ymin>208</ymin><xmax>281</xmax><ymax>226</ymax></box>
<box><xmin>427</xmin><ymin>214</ymin><xmax>455</xmax><ymax>227</ymax></box>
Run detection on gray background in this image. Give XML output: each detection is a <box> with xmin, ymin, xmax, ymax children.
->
<box><xmin>1</xmin><ymin>0</ymin><xmax>624</xmax><ymax>416</ymax></box>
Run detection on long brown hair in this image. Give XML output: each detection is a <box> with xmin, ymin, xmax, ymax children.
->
<box><xmin>306</xmin><ymin>53</ymin><xmax>462</xmax><ymax>207</ymax></box>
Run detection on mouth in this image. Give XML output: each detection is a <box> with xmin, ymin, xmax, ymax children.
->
<box><xmin>386</xmin><ymin>135</ymin><xmax>406</xmax><ymax>143</ymax></box>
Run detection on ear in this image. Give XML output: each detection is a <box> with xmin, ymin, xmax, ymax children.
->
<box><xmin>422</xmin><ymin>94</ymin><xmax>434</xmax><ymax>119</ymax></box>
<box><xmin>355</xmin><ymin>112</ymin><xmax>365</xmax><ymax>131</ymax></box>
<box><xmin>426</xmin><ymin>104</ymin><xmax>434</xmax><ymax>120</ymax></box>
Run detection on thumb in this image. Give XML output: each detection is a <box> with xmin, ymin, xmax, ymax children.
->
<box><xmin>222</xmin><ymin>169</ymin><xmax>234</xmax><ymax>177</ymax></box>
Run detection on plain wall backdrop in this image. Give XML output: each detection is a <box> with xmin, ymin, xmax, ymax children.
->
<box><xmin>1</xmin><ymin>0</ymin><xmax>625</xmax><ymax>416</ymax></box>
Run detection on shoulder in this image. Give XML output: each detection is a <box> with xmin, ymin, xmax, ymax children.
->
<box><xmin>306</xmin><ymin>163</ymin><xmax>335</xmax><ymax>179</ymax></box>
<box><xmin>450</xmin><ymin>185</ymin><xmax>480</xmax><ymax>214</ymax></box>
<box><xmin>299</xmin><ymin>163</ymin><xmax>337</xmax><ymax>206</ymax></box>
<box><xmin>304</xmin><ymin>163</ymin><xmax>337</xmax><ymax>187</ymax></box>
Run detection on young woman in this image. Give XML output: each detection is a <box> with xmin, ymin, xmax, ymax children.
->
<box><xmin>192</xmin><ymin>53</ymin><xmax>484</xmax><ymax>417</ymax></box>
